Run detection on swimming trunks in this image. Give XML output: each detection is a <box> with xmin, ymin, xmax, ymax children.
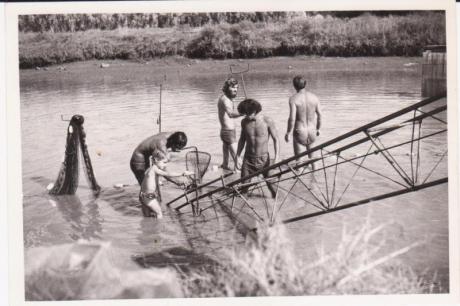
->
<box><xmin>139</xmin><ymin>191</ymin><xmax>158</xmax><ymax>200</ymax></box>
<box><xmin>220</xmin><ymin>129</ymin><xmax>236</xmax><ymax>145</ymax></box>
<box><xmin>241</xmin><ymin>153</ymin><xmax>271</xmax><ymax>178</ymax></box>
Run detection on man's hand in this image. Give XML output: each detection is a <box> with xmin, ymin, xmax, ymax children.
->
<box><xmin>316</xmin><ymin>130</ymin><xmax>320</xmax><ymax>136</ymax></box>
<box><xmin>285</xmin><ymin>133</ymin><xmax>290</xmax><ymax>142</ymax></box>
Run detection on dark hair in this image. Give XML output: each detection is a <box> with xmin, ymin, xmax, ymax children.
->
<box><xmin>166</xmin><ymin>131</ymin><xmax>187</xmax><ymax>151</ymax></box>
<box><xmin>70</xmin><ymin>114</ymin><xmax>85</xmax><ymax>125</ymax></box>
<box><xmin>238</xmin><ymin>98</ymin><xmax>262</xmax><ymax>116</ymax></box>
<box><xmin>222</xmin><ymin>77</ymin><xmax>238</xmax><ymax>94</ymax></box>
<box><xmin>293</xmin><ymin>75</ymin><xmax>306</xmax><ymax>91</ymax></box>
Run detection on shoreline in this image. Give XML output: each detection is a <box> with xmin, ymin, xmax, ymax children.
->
<box><xmin>20</xmin><ymin>55</ymin><xmax>422</xmax><ymax>78</ymax></box>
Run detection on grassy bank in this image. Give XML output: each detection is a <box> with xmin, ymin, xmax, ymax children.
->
<box><xmin>19</xmin><ymin>12</ymin><xmax>445</xmax><ymax>69</ymax></box>
<box><xmin>24</xmin><ymin>221</ymin><xmax>438</xmax><ymax>300</ymax></box>
<box><xmin>179</xmin><ymin>222</ymin><xmax>438</xmax><ymax>297</ymax></box>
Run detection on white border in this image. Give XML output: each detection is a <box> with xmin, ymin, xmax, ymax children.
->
<box><xmin>1</xmin><ymin>3</ymin><xmax>9</xmax><ymax>306</ymax></box>
<box><xmin>5</xmin><ymin>1</ymin><xmax>459</xmax><ymax>305</ymax></box>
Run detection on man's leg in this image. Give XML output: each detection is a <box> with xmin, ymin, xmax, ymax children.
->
<box><xmin>130</xmin><ymin>161</ymin><xmax>145</xmax><ymax>185</ymax></box>
<box><xmin>229</xmin><ymin>142</ymin><xmax>239</xmax><ymax>170</ymax></box>
<box><xmin>263</xmin><ymin>158</ymin><xmax>277</xmax><ymax>198</ymax></box>
<box><xmin>221</xmin><ymin>142</ymin><xmax>230</xmax><ymax>169</ymax></box>
<box><xmin>263</xmin><ymin>172</ymin><xmax>277</xmax><ymax>198</ymax></box>
<box><xmin>306</xmin><ymin>143</ymin><xmax>315</xmax><ymax>171</ymax></box>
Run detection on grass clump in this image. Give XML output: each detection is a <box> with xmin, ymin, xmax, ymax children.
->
<box><xmin>180</xmin><ymin>221</ymin><xmax>438</xmax><ymax>297</ymax></box>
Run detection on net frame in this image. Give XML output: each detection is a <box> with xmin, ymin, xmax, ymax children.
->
<box><xmin>185</xmin><ymin>147</ymin><xmax>211</xmax><ymax>185</ymax></box>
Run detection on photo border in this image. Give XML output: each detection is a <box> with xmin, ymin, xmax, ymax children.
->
<box><xmin>5</xmin><ymin>1</ymin><xmax>459</xmax><ymax>305</ymax></box>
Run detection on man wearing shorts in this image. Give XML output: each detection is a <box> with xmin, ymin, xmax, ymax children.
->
<box><xmin>217</xmin><ymin>77</ymin><xmax>242</xmax><ymax>171</ymax></box>
<box><xmin>285</xmin><ymin>75</ymin><xmax>322</xmax><ymax>170</ymax></box>
<box><xmin>236</xmin><ymin>98</ymin><xmax>279</xmax><ymax>198</ymax></box>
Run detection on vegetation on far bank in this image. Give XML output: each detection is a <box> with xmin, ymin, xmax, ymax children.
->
<box><xmin>19</xmin><ymin>12</ymin><xmax>445</xmax><ymax>69</ymax></box>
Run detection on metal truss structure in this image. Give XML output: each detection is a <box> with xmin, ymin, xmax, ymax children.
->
<box><xmin>167</xmin><ymin>94</ymin><xmax>447</xmax><ymax>231</ymax></box>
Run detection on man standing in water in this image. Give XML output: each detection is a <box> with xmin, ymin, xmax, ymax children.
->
<box><xmin>237</xmin><ymin>99</ymin><xmax>279</xmax><ymax>198</ymax></box>
<box><xmin>218</xmin><ymin>77</ymin><xmax>242</xmax><ymax>171</ymax></box>
<box><xmin>285</xmin><ymin>75</ymin><xmax>322</xmax><ymax>170</ymax></box>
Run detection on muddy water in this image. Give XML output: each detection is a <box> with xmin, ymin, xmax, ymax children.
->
<box><xmin>20</xmin><ymin>57</ymin><xmax>449</xmax><ymax>291</ymax></box>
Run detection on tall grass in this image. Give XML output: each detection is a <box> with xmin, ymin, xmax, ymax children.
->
<box><xmin>19</xmin><ymin>12</ymin><xmax>445</xmax><ymax>68</ymax></box>
<box><xmin>180</xmin><ymin>221</ymin><xmax>438</xmax><ymax>297</ymax></box>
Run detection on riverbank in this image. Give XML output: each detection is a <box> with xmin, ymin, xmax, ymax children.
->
<box><xmin>21</xmin><ymin>55</ymin><xmax>421</xmax><ymax>78</ymax></box>
<box><xmin>19</xmin><ymin>12</ymin><xmax>444</xmax><ymax>69</ymax></box>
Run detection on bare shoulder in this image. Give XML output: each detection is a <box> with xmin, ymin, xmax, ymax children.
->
<box><xmin>263</xmin><ymin>115</ymin><xmax>276</xmax><ymax>126</ymax></box>
<box><xmin>306</xmin><ymin>91</ymin><xmax>320</xmax><ymax>103</ymax></box>
<box><xmin>218</xmin><ymin>94</ymin><xmax>231</xmax><ymax>105</ymax></box>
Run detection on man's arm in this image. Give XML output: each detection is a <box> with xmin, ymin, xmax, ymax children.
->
<box><xmin>222</xmin><ymin>97</ymin><xmax>241</xmax><ymax>118</ymax></box>
<box><xmin>266</xmin><ymin>116</ymin><xmax>280</xmax><ymax>162</ymax></box>
<box><xmin>315</xmin><ymin>101</ymin><xmax>322</xmax><ymax>135</ymax></box>
<box><xmin>154</xmin><ymin>166</ymin><xmax>193</xmax><ymax>178</ymax></box>
<box><xmin>236</xmin><ymin>120</ymin><xmax>247</xmax><ymax>158</ymax></box>
<box><xmin>285</xmin><ymin>98</ymin><xmax>296</xmax><ymax>142</ymax></box>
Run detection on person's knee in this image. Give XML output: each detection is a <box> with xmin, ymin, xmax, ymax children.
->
<box><xmin>149</xmin><ymin>202</ymin><xmax>163</xmax><ymax>219</ymax></box>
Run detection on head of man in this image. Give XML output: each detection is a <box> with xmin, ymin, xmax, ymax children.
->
<box><xmin>238</xmin><ymin>98</ymin><xmax>262</xmax><ymax>120</ymax></box>
<box><xmin>293</xmin><ymin>75</ymin><xmax>307</xmax><ymax>92</ymax></box>
<box><xmin>166</xmin><ymin>131</ymin><xmax>187</xmax><ymax>152</ymax></box>
<box><xmin>222</xmin><ymin>77</ymin><xmax>239</xmax><ymax>99</ymax></box>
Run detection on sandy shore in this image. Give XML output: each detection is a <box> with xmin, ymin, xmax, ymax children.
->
<box><xmin>21</xmin><ymin>56</ymin><xmax>421</xmax><ymax>83</ymax></box>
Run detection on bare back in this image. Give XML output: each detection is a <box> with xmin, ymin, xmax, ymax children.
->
<box><xmin>288</xmin><ymin>89</ymin><xmax>321</xmax><ymax>146</ymax></box>
<box><xmin>132</xmin><ymin>132</ymin><xmax>171</xmax><ymax>160</ymax></box>
<box><xmin>292</xmin><ymin>90</ymin><xmax>319</xmax><ymax>129</ymax></box>
<box><xmin>241</xmin><ymin>115</ymin><xmax>278</xmax><ymax>157</ymax></box>
<box><xmin>218</xmin><ymin>95</ymin><xmax>236</xmax><ymax>130</ymax></box>
<box><xmin>140</xmin><ymin>166</ymin><xmax>159</xmax><ymax>194</ymax></box>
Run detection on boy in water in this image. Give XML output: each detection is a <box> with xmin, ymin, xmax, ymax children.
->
<box><xmin>217</xmin><ymin>77</ymin><xmax>243</xmax><ymax>171</ymax></box>
<box><xmin>139</xmin><ymin>152</ymin><xmax>194</xmax><ymax>218</ymax></box>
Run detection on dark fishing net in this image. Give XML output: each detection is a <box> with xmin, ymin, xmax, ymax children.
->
<box><xmin>186</xmin><ymin>149</ymin><xmax>211</xmax><ymax>184</ymax></box>
<box><xmin>49</xmin><ymin>115</ymin><xmax>101</xmax><ymax>195</ymax></box>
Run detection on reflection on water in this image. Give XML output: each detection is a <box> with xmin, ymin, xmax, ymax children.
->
<box><xmin>20</xmin><ymin>57</ymin><xmax>448</xmax><ymax>290</ymax></box>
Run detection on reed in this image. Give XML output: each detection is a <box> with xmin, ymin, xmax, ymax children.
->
<box><xmin>19</xmin><ymin>12</ymin><xmax>445</xmax><ymax>68</ymax></box>
<box><xmin>179</xmin><ymin>221</ymin><xmax>439</xmax><ymax>297</ymax></box>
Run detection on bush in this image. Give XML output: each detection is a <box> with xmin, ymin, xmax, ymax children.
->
<box><xmin>180</xmin><ymin>221</ymin><xmax>438</xmax><ymax>297</ymax></box>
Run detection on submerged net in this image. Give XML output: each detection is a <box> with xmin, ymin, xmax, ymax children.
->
<box><xmin>186</xmin><ymin>149</ymin><xmax>211</xmax><ymax>184</ymax></box>
<box><xmin>49</xmin><ymin>115</ymin><xmax>101</xmax><ymax>195</ymax></box>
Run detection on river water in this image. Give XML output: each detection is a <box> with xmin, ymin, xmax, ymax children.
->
<box><xmin>20</xmin><ymin>56</ymin><xmax>449</xmax><ymax>293</ymax></box>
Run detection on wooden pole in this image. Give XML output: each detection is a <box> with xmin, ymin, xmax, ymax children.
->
<box><xmin>159</xmin><ymin>83</ymin><xmax>162</xmax><ymax>132</ymax></box>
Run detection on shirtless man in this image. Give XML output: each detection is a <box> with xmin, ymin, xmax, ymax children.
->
<box><xmin>139</xmin><ymin>152</ymin><xmax>194</xmax><ymax>218</ymax></box>
<box><xmin>285</xmin><ymin>75</ymin><xmax>322</xmax><ymax>170</ymax></box>
<box><xmin>130</xmin><ymin>131</ymin><xmax>187</xmax><ymax>185</ymax></box>
<box><xmin>218</xmin><ymin>77</ymin><xmax>242</xmax><ymax>171</ymax></box>
<box><xmin>236</xmin><ymin>99</ymin><xmax>279</xmax><ymax>198</ymax></box>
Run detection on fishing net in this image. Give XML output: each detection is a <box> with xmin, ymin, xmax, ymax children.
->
<box><xmin>186</xmin><ymin>149</ymin><xmax>211</xmax><ymax>184</ymax></box>
<box><xmin>49</xmin><ymin>115</ymin><xmax>101</xmax><ymax>196</ymax></box>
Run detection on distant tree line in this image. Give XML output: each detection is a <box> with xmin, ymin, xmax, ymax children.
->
<box><xmin>18</xmin><ymin>11</ymin><xmax>423</xmax><ymax>33</ymax></box>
